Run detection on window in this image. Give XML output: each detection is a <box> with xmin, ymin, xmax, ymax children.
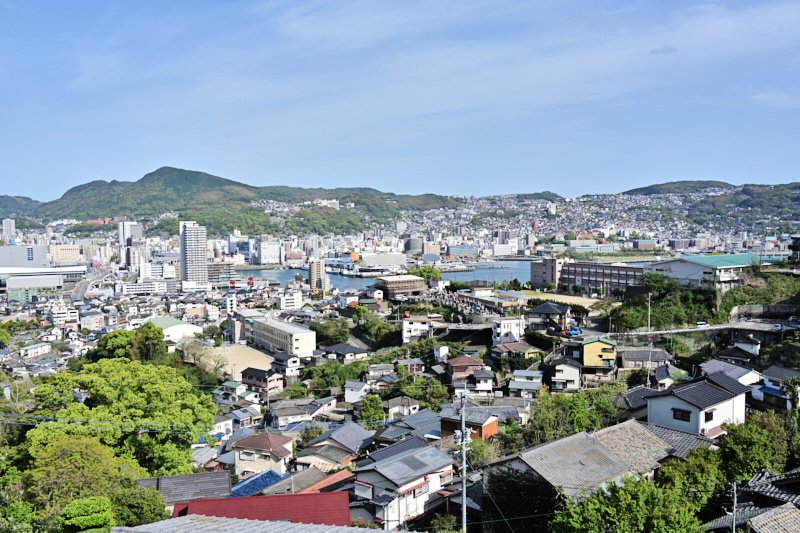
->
<box><xmin>440</xmin><ymin>472</ymin><xmax>453</xmax><ymax>484</ymax></box>
<box><xmin>239</xmin><ymin>451</ymin><xmax>255</xmax><ymax>461</ymax></box>
<box><xmin>705</xmin><ymin>410</ymin><xmax>714</xmax><ymax>423</ymax></box>
<box><xmin>414</xmin><ymin>483</ymin><xmax>429</xmax><ymax>498</ymax></box>
<box><xmin>672</xmin><ymin>408</ymin><xmax>691</xmax><ymax>422</ymax></box>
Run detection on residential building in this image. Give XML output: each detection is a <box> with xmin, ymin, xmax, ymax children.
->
<box><xmin>270</xmin><ymin>352</ymin><xmax>302</xmax><ymax>381</ymax></box>
<box><xmin>251</xmin><ymin>317</ymin><xmax>316</xmax><ymax>357</ymax></box>
<box><xmin>308</xmin><ymin>258</ymin><xmax>329</xmax><ymax>294</ymax></box>
<box><xmin>492</xmin><ymin>316</ymin><xmax>526</xmax><ymax>346</ymax></box>
<box><xmin>372</xmin><ymin>410</ymin><xmax>442</xmax><ymax>446</ymax></box>
<box><xmin>446</xmin><ymin>355</ymin><xmax>484</xmax><ymax>381</ymax></box>
<box><xmin>439</xmin><ymin>404</ymin><xmax>498</xmax><ymax>442</ymax></box>
<box><xmin>297</xmin><ymin>422</ymin><xmax>373</xmax><ymax>472</ymax></box>
<box><xmin>401</xmin><ymin>315</ymin><xmax>442</xmax><ymax>344</ymax></box>
<box><xmin>136</xmin><ymin>471</ymin><xmax>230</xmax><ymax>511</ymax></box>
<box><xmin>507</xmin><ymin>370</ymin><xmax>543</xmax><ymax>399</ymax></box>
<box><xmin>143</xmin><ymin>316</ymin><xmax>203</xmax><ymax>343</ymax></box>
<box><xmin>269</xmin><ymin>397</ymin><xmax>337</xmax><ymax>429</ymax></box>
<box><xmin>321</xmin><ymin>343</ymin><xmax>369</xmax><ymax>363</ymax></box>
<box><xmin>645</xmin><ymin>373</ymin><xmax>749</xmax><ymax>438</ymax></box>
<box><xmin>278</xmin><ymin>290</ymin><xmax>304</xmax><ymax>310</ymax></box>
<box><xmin>352</xmin><ymin>444</ymin><xmax>455</xmax><ymax>530</ymax></box>
<box><xmin>241</xmin><ymin>367</ymin><xmax>284</xmax><ymax>398</ymax></box>
<box><xmin>2</xmin><ymin>218</ymin><xmax>15</xmax><ymax>239</ymax></box>
<box><xmin>528</xmin><ymin>302</ymin><xmax>571</xmax><ymax>330</ymax></box>
<box><xmin>699</xmin><ymin>359</ymin><xmax>763</xmax><ymax>386</ymax></box>
<box><xmin>20</xmin><ymin>342</ymin><xmax>51</xmax><ymax>360</ymax></box>
<box><xmin>179</xmin><ymin>221</ymin><xmax>208</xmax><ymax>283</ymax></box>
<box><xmin>382</xmin><ymin>397</ymin><xmax>420</xmax><ymax>421</ymax></box>
<box><xmin>224</xmin><ymin>405</ymin><xmax>264</xmax><ymax>429</ymax></box>
<box><xmin>230</xmin><ymin>432</ymin><xmax>294</xmax><ymax>476</ymax></box>
<box><xmin>543</xmin><ymin>358</ymin><xmax>582</xmax><ymax>392</ymax></box>
<box><xmin>618</xmin><ymin>347</ymin><xmax>672</xmax><ymax>369</ymax></box>
<box><xmin>752</xmin><ymin>364</ymin><xmax>800</xmax><ymax>410</ymax></box>
<box><xmin>345</xmin><ymin>381</ymin><xmax>371</xmax><ymax>404</ymax></box>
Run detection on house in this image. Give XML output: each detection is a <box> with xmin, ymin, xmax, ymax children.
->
<box><xmin>439</xmin><ymin>404</ymin><xmax>498</xmax><ymax>442</ymax></box>
<box><xmin>716</xmin><ymin>335</ymin><xmax>762</xmax><ymax>364</ymax></box>
<box><xmin>543</xmin><ymin>358</ymin><xmax>582</xmax><ymax>392</ymax></box>
<box><xmin>297</xmin><ymin>422</ymin><xmax>374</xmax><ymax>472</ymax></box>
<box><xmin>372</xmin><ymin>410</ymin><xmax>442</xmax><ymax>446</ymax></box>
<box><xmin>452</xmin><ymin>367</ymin><xmax>495</xmax><ymax>398</ymax></box>
<box><xmin>578</xmin><ymin>337</ymin><xmax>617</xmax><ymax>386</ymax></box>
<box><xmin>137</xmin><ymin>471</ymin><xmax>230</xmax><ymax>511</ymax></box>
<box><xmin>508</xmin><ymin>370</ymin><xmax>543</xmax><ymax>399</ymax></box>
<box><xmin>229</xmin><ymin>469</ymin><xmax>285</xmax><ymax>497</ymax></box>
<box><xmin>382</xmin><ymin>396</ymin><xmax>420</xmax><ymax>420</ymax></box>
<box><xmin>446</xmin><ymin>355</ymin><xmax>484</xmax><ymax>381</ymax></box>
<box><xmin>230</xmin><ymin>432</ymin><xmax>294</xmax><ymax>476</ymax></box>
<box><xmin>393</xmin><ymin>357</ymin><xmax>425</xmax><ymax>374</ymax></box>
<box><xmin>224</xmin><ymin>405</ymin><xmax>264</xmax><ymax>429</ymax></box>
<box><xmin>321</xmin><ymin>343</ymin><xmax>369</xmax><ymax>363</ymax></box>
<box><xmin>352</xmin><ymin>444</ymin><xmax>455</xmax><ymax>530</ymax></box>
<box><xmin>528</xmin><ymin>301</ymin><xmax>571</xmax><ymax>330</ymax></box>
<box><xmin>345</xmin><ymin>381</ymin><xmax>371</xmax><ymax>404</ymax></box>
<box><xmin>618</xmin><ymin>347</ymin><xmax>672</xmax><ymax>369</ymax></box>
<box><xmin>170</xmin><ymin>492</ymin><xmax>354</xmax><ymax>527</ymax></box>
<box><xmin>650</xmin><ymin>363</ymin><xmax>683</xmax><ymax>390</ymax></box>
<box><xmin>644</xmin><ymin>373</ymin><xmax>749</xmax><ymax>438</ymax></box>
<box><xmin>260</xmin><ymin>466</ymin><xmax>328</xmax><ymax>495</ymax></box>
<box><xmin>482</xmin><ymin>422</ymin><xmax>678</xmax><ymax>529</ymax></box>
<box><xmin>270</xmin><ymin>396</ymin><xmax>337</xmax><ymax>429</ymax></box>
<box><xmin>212</xmin><ymin>415</ymin><xmax>233</xmax><ymax>440</ymax></box>
<box><xmin>367</xmin><ymin>363</ymin><xmax>395</xmax><ymax>382</ymax></box>
<box><xmin>700</xmin><ymin>359</ymin><xmax>762</xmax><ymax>386</ymax></box>
<box><xmin>143</xmin><ymin>316</ymin><xmax>203</xmax><ymax>343</ymax></box>
<box><xmin>491</xmin><ymin>340</ymin><xmax>539</xmax><ymax>362</ymax></box>
<box><xmin>752</xmin><ymin>365</ymin><xmax>800</xmax><ymax>410</ymax></box>
<box><xmin>615</xmin><ymin>386</ymin><xmax>652</xmax><ymax>420</ymax></box>
<box><xmin>401</xmin><ymin>315</ymin><xmax>440</xmax><ymax>344</ymax></box>
<box><xmin>492</xmin><ymin>316</ymin><xmax>527</xmax><ymax>346</ymax></box>
<box><xmin>212</xmin><ymin>380</ymin><xmax>260</xmax><ymax>408</ymax></box>
<box><xmin>241</xmin><ymin>367</ymin><xmax>284</xmax><ymax>398</ymax></box>
<box><xmin>270</xmin><ymin>351</ymin><xmax>302</xmax><ymax>382</ymax></box>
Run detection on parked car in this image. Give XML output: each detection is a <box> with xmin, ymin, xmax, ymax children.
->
<box><xmin>696</xmin><ymin>321</ymin><xmax>709</xmax><ymax>328</ymax></box>
<box><xmin>567</xmin><ymin>327</ymin><xmax>582</xmax><ymax>336</ymax></box>
<box><xmin>789</xmin><ymin>316</ymin><xmax>799</xmax><ymax>323</ymax></box>
<box><xmin>772</xmin><ymin>324</ymin><xmax>783</xmax><ymax>331</ymax></box>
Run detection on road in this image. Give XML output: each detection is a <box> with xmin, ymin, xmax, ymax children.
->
<box><xmin>606</xmin><ymin>319</ymin><xmax>798</xmax><ymax>337</ymax></box>
<box><xmin>73</xmin><ymin>268</ymin><xmax>113</xmax><ymax>300</ymax></box>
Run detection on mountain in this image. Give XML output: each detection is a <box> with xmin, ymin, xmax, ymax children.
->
<box><xmin>622</xmin><ymin>180</ymin><xmax>734</xmax><ymax>195</ymax></box>
<box><xmin>0</xmin><ymin>167</ymin><xmax>464</xmax><ymax>235</ymax></box>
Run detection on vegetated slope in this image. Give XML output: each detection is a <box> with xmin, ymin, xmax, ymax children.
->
<box><xmin>0</xmin><ymin>195</ymin><xmax>42</xmax><ymax>217</ymax></box>
<box><xmin>685</xmin><ymin>183</ymin><xmax>800</xmax><ymax>231</ymax></box>
<box><xmin>622</xmin><ymin>180</ymin><xmax>734</xmax><ymax>195</ymax></box>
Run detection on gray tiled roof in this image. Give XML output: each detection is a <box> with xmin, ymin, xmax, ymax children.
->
<box><xmin>618</xmin><ymin>347</ymin><xmax>672</xmax><ymax>362</ymax></box>
<box><xmin>749</xmin><ymin>503</ymin><xmax>800</xmax><ymax>533</ymax></box>
<box><xmin>261</xmin><ymin>466</ymin><xmax>327</xmax><ymax>495</ymax></box>
<box><xmin>357</xmin><ymin>445</ymin><xmax>454</xmax><ymax>487</ymax></box>
<box><xmin>439</xmin><ymin>405</ymin><xmax>496</xmax><ymax>425</ymax></box>
<box><xmin>137</xmin><ymin>472</ymin><xmax>231</xmax><ymax>504</ymax></box>
<box><xmin>308</xmin><ymin>421</ymin><xmax>373</xmax><ymax>453</ymax></box>
<box><xmin>704</xmin><ymin>504</ymin><xmax>769</xmax><ymax>530</ymax></box>
<box><xmin>763</xmin><ymin>364</ymin><xmax>800</xmax><ymax>381</ymax></box>
<box><xmin>642</xmin><ymin>424</ymin><xmax>714</xmax><ymax>459</ymax></box>
<box><xmin>367</xmin><ymin>436</ymin><xmax>429</xmax><ymax>463</ymax></box>
<box><xmin>706</xmin><ymin>371</ymin><xmax>752</xmax><ymax>395</ymax></box>
<box><xmin>644</xmin><ymin>379</ymin><xmax>736</xmax><ymax>409</ymax></box>
<box><xmin>520</xmin><ymin>432</ymin><xmax>632</xmax><ymax>498</ymax></box>
<box><xmin>700</xmin><ymin>359</ymin><xmax>756</xmax><ymax>380</ymax></box>
<box><xmin>373</xmin><ymin>409</ymin><xmax>441</xmax><ymax>442</ymax></box>
<box><xmin>112</xmin><ymin>515</ymin><xmax>399</xmax><ymax>532</ymax></box>
<box><xmin>591</xmin><ymin>420</ymin><xmax>672</xmax><ymax>473</ymax></box>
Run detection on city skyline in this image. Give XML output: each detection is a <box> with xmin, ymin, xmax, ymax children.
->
<box><xmin>2</xmin><ymin>1</ymin><xmax>799</xmax><ymax>199</ymax></box>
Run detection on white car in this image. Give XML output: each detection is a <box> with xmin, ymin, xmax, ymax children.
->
<box><xmin>772</xmin><ymin>324</ymin><xmax>783</xmax><ymax>331</ymax></box>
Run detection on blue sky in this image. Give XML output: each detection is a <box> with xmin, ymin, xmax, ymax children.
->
<box><xmin>1</xmin><ymin>1</ymin><xmax>799</xmax><ymax>199</ymax></box>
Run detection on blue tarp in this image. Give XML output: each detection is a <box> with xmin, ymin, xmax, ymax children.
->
<box><xmin>759</xmin><ymin>385</ymin><xmax>787</xmax><ymax>399</ymax></box>
<box><xmin>230</xmin><ymin>469</ymin><xmax>286</xmax><ymax>497</ymax></box>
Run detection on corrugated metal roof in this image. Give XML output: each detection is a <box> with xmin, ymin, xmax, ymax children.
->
<box><xmin>307</xmin><ymin>421</ymin><xmax>373</xmax><ymax>453</ymax></box>
<box><xmin>137</xmin><ymin>472</ymin><xmax>231</xmax><ymax>504</ymax></box>
<box><xmin>700</xmin><ymin>359</ymin><xmax>755</xmax><ymax>380</ymax></box>
<box><xmin>520</xmin><ymin>432</ymin><xmax>632</xmax><ymax>498</ymax></box>
<box><xmin>359</xmin><ymin>445</ymin><xmax>454</xmax><ymax>487</ymax></box>
<box><xmin>367</xmin><ymin>436</ymin><xmax>429</xmax><ymax>463</ymax></box>
<box><xmin>112</xmin><ymin>515</ymin><xmax>394</xmax><ymax>532</ymax></box>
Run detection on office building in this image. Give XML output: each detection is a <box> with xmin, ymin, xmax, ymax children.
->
<box><xmin>375</xmin><ymin>275</ymin><xmax>427</xmax><ymax>299</ymax></box>
<box><xmin>0</xmin><ymin>245</ymin><xmax>49</xmax><ymax>268</ymax></box>
<box><xmin>530</xmin><ymin>256</ymin><xmax>565</xmax><ymax>290</ymax></box>
<box><xmin>561</xmin><ymin>261</ymin><xmax>645</xmax><ymax>295</ymax></box>
<box><xmin>251</xmin><ymin>317</ymin><xmax>316</xmax><ymax>358</ymax></box>
<box><xmin>117</xmin><ymin>221</ymin><xmax>143</xmax><ymax>246</ymax></box>
<box><xmin>179</xmin><ymin>221</ymin><xmax>208</xmax><ymax>283</ymax></box>
<box><xmin>2</xmin><ymin>219</ymin><xmax>15</xmax><ymax>239</ymax></box>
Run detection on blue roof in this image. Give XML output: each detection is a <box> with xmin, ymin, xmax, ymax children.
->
<box><xmin>229</xmin><ymin>469</ymin><xmax>286</xmax><ymax>497</ymax></box>
<box><xmin>759</xmin><ymin>385</ymin><xmax>787</xmax><ymax>399</ymax></box>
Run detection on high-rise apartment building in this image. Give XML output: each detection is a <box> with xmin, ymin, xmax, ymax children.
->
<box><xmin>179</xmin><ymin>221</ymin><xmax>208</xmax><ymax>283</ymax></box>
<box><xmin>118</xmin><ymin>221</ymin><xmax>143</xmax><ymax>246</ymax></box>
<box><xmin>308</xmin><ymin>258</ymin><xmax>328</xmax><ymax>294</ymax></box>
<box><xmin>2</xmin><ymin>219</ymin><xmax>15</xmax><ymax>239</ymax></box>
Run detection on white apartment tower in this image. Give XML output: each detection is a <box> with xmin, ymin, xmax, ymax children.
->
<box><xmin>179</xmin><ymin>221</ymin><xmax>208</xmax><ymax>283</ymax></box>
<box><xmin>2</xmin><ymin>219</ymin><xmax>16</xmax><ymax>239</ymax></box>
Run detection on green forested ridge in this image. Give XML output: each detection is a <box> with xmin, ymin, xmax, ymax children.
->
<box><xmin>623</xmin><ymin>180</ymin><xmax>734</xmax><ymax>195</ymax></box>
<box><xmin>0</xmin><ymin>167</ymin><xmax>460</xmax><ymax>230</ymax></box>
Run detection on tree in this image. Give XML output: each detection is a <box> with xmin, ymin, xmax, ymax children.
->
<box><xmin>26</xmin><ymin>435</ymin><xmax>143</xmax><ymax>525</ymax></box>
<box><xmin>657</xmin><ymin>447</ymin><xmax>725</xmax><ymax>514</ymax></box>
<box><xmin>89</xmin><ymin>323</ymin><xmax>167</xmax><ymax>363</ymax></box>
<box><xmin>429</xmin><ymin>513</ymin><xmax>460</xmax><ymax>533</ymax></box>
<box><xmin>0</xmin><ymin>456</ymin><xmax>34</xmax><ymax>533</ymax></box>
<box><xmin>309</xmin><ymin>318</ymin><xmax>350</xmax><ymax>345</ymax></box>
<box><xmin>406</xmin><ymin>265</ymin><xmax>442</xmax><ymax>283</ymax></box>
<box><xmin>468</xmin><ymin>438</ymin><xmax>500</xmax><ymax>467</ymax></box>
<box><xmin>351</xmin><ymin>305</ymin><xmax>369</xmax><ymax>325</ymax></box>
<box><xmin>359</xmin><ymin>395</ymin><xmax>385</xmax><ymax>429</ymax></box>
<box><xmin>719</xmin><ymin>410</ymin><xmax>788</xmax><ymax>482</ymax></box>
<box><xmin>133</xmin><ymin>322</ymin><xmax>167</xmax><ymax>362</ymax></box>
<box><xmin>59</xmin><ymin>496</ymin><xmax>115</xmax><ymax>533</ymax></box>
<box><xmin>551</xmin><ymin>476</ymin><xmax>704</xmax><ymax>533</ymax></box>
<box><xmin>0</xmin><ymin>328</ymin><xmax>11</xmax><ymax>349</ymax></box>
<box><xmin>109</xmin><ymin>487</ymin><xmax>168</xmax><ymax>527</ymax></box>
<box><xmin>298</xmin><ymin>423</ymin><xmax>325</xmax><ymax>449</ymax></box>
<box><xmin>29</xmin><ymin>359</ymin><xmax>215</xmax><ymax>476</ymax></box>
<box><xmin>90</xmin><ymin>329</ymin><xmax>136</xmax><ymax>361</ymax></box>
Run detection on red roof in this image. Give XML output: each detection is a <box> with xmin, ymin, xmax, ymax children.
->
<box><xmin>233</xmin><ymin>432</ymin><xmax>293</xmax><ymax>458</ymax></box>
<box><xmin>447</xmin><ymin>355</ymin><xmax>482</xmax><ymax>368</ymax></box>
<box><xmin>172</xmin><ymin>492</ymin><xmax>351</xmax><ymax>526</ymax></box>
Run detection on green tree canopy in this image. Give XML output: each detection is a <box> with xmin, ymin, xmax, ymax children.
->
<box><xmin>718</xmin><ymin>410</ymin><xmax>788</xmax><ymax>482</ymax></box>
<box><xmin>309</xmin><ymin>318</ymin><xmax>350</xmax><ymax>346</ymax></box>
<box><xmin>656</xmin><ymin>447</ymin><xmax>725</xmax><ymax>514</ymax></box>
<box><xmin>58</xmin><ymin>496</ymin><xmax>115</xmax><ymax>533</ymax></box>
<box><xmin>26</xmin><ymin>435</ymin><xmax>142</xmax><ymax>526</ymax></box>
<box><xmin>108</xmin><ymin>487</ymin><xmax>168</xmax><ymax>527</ymax></box>
<box><xmin>89</xmin><ymin>323</ymin><xmax>167</xmax><ymax>363</ymax></box>
<box><xmin>359</xmin><ymin>395</ymin><xmax>385</xmax><ymax>429</ymax></box>
<box><xmin>551</xmin><ymin>476</ymin><xmax>704</xmax><ymax>533</ymax></box>
<box><xmin>29</xmin><ymin>358</ymin><xmax>215</xmax><ymax>475</ymax></box>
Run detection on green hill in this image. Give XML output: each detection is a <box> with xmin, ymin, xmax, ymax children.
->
<box><xmin>623</xmin><ymin>180</ymin><xmax>734</xmax><ymax>195</ymax></box>
<box><xmin>0</xmin><ymin>166</ymin><xmax>463</xmax><ymax>235</ymax></box>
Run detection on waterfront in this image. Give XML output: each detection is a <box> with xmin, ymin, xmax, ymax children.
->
<box><xmin>239</xmin><ymin>260</ymin><xmax>536</xmax><ymax>291</ymax></box>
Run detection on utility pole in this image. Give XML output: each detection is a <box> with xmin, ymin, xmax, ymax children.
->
<box><xmin>461</xmin><ymin>382</ymin><xmax>468</xmax><ymax>533</ymax></box>
<box><xmin>647</xmin><ymin>292</ymin><xmax>652</xmax><ymax>333</ymax></box>
<box><xmin>732</xmin><ymin>481</ymin><xmax>737</xmax><ymax>533</ymax></box>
